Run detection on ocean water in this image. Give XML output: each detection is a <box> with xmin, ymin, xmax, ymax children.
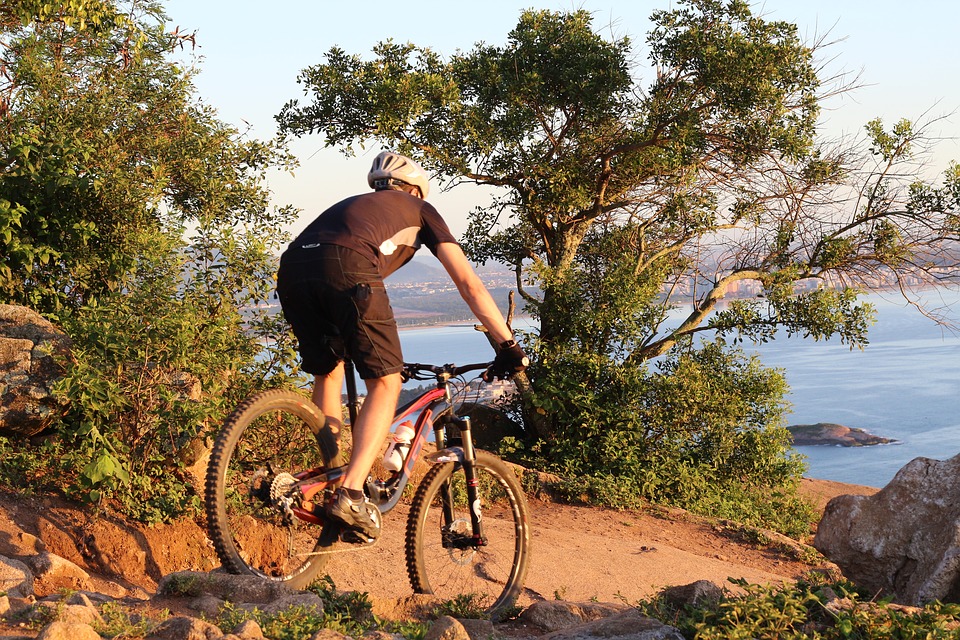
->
<box><xmin>397</xmin><ymin>292</ymin><xmax>960</xmax><ymax>488</ymax></box>
<box><xmin>747</xmin><ymin>290</ymin><xmax>960</xmax><ymax>488</ymax></box>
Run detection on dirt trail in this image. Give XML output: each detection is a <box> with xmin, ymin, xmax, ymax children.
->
<box><xmin>0</xmin><ymin>478</ymin><xmax>879</xmax><ymax>624</ymax></box>
<box><xmin>316</xmin><ymin>478</ymin><xmax>877</xmax><ymax>610</ymax></box>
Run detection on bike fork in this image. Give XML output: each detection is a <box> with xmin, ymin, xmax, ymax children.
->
<box><xmin>441</xmin><ymin>415</ymin><xmax>486</xmax><ymax>546</ymax></box>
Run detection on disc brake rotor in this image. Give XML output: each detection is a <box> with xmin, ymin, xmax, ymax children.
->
<box><xmin>444</xmin><ymin>518</ymin><xmax>476</xmax><ymax>565</ymax></box>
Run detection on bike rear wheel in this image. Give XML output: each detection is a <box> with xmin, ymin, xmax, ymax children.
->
<box><xmin>405</xmin><ymin>450</ymin><xmax>530</xmax><ymax>619</ymax></box>
<box><xmin>205</xmin><ymin>389</ymin><xmax>341</xmax><ymax>588</ymax></box>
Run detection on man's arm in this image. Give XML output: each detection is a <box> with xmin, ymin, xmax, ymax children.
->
<box><xmin>434</xmin><ymin>242</ymin><xmax>515</xmax><ymax>344</ymax></box>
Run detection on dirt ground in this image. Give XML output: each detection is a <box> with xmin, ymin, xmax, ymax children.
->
<box><xmin>0</xmin><ymin>476</ymin><xmax>879</xmax><ymax>629</ymax></box>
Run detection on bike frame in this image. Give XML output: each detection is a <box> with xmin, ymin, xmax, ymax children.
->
<box><xmin>289</xmin><ymin>358</ymin><xmax>490</xmax><ymax>540</ymax></box>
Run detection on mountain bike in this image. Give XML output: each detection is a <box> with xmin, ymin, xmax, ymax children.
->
<box><xmin>204</xmin><ymin>358</ymin><xmax>531</xmax><ymax>617</ymax></box>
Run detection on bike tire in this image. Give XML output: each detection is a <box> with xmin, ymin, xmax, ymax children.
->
<box><xmin>405</xmin><ymin>450</ymin><xmax>530</xmax><ymax>619</ymax></box>
<box><xmin>205</xmin><ymin>389</ymin><xmax>341</xmax><ymax>588</ymax></box>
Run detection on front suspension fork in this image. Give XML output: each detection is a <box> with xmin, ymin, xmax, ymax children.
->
<box><xmin>439</xmin><ymin>415</ymin><xmax>486</xmax><ymax>547</ymax></box>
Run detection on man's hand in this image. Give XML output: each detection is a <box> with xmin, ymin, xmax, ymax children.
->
<box><xmin>485</xmin><ymin>340</ymin><xmax>529</xmax><ymax>381</ymax></box>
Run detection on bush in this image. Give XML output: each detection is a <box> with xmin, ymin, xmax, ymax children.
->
<box><xmin>519</xmin><ymin>337</ymin><xmax>814</xmax><ymax>537</ymax></box>
<box><xmin>38</xmin><ymin>225</ymin><xmax>304</xmax><ymax>522</ymax></box>
<box><xmin>0</xmin><ymin>2</ymin><xmax>304</xmax><ymax>522</ymax></box>
<box><xmin>634</xmin><ymin>577</ymin><xmax>960</xmax><ymax>639</ymax></box>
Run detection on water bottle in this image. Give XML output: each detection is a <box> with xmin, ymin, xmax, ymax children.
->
<box><xmin>382</xmin><ymin>421</ymin><xmax>415</xmax><ymax>472</ymax></box>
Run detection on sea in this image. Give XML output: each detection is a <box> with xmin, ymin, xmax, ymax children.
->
<box><xmin>397</xmin><ymin>290</ymin><xmax>960</xmax><ymax>489</ymax></box>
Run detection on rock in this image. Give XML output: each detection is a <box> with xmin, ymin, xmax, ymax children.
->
<box><xmin>520</xmin><ymin>600</ymin><xmax>631</xmax><ymax>632</ymax></box>
<box><xmin>158</xmin><ymin>571</ymin><xmax>298</xmax><ymax>604</ymax></box>
<box><xmin>454</xmin><ymin>617</ymin><xmax>497</xmax><ymax>640</ymax></box>
<box><xmin>660</xmin><ymin>580</ymin><xmax>724</xmax><ymax>608</ymax></box>
<box><xmin>188</xmin><ymin>594</ymin><xmax>226</xmax><ymax>617</ymax></box>
<box><xmin>425</xmin><ymin>616</ymin><xmax>471</xmax><ymax>640</ymax></box>
<box><xmin>232</xmin><ymin>618</ymin><xmax>267</xmax><ymax>639</ymax></box>
<box><xmin>309</xmin><ymin>629</ymin><xmax>352</xmax><ymax>640</ymax></box>
<box><xmin>36</xmin><ymin>599</ymin><xmax>103</xmax><ymax>626</ymax></box>
<box><xmin>27</xmin><ymin>551</ymin><xmax>95</xmax><ymax>596</ymax></box>
<box><xmin>0</xmin><ymin>304</ymin><xmax>72</xmax><ymax>437</ymax></box>
<box><xmin>539</xmin><ymin>608</ymin><xmax>684</xmax><ymax>640</ymax></box>
<box><xmin>814</xmin><ymin>453</ymin><xmax>960</xmax><ymax>605</ymax></box>
<box><xmin>0</xmin><ymin>554</ymin><xmax>34</xmax><ymax>598</ymax></box>
<box><xmin>257</xmin><ymin>592</ymin><xmax>324</xmax><ymax>615</ymax></box>
<box><xmin>145</xmin><ymin>615</ymin><xmax>225</xmax><ymax>639</ymax></box>
<box><xmin>787</xmin><ymin>423</ymin><xmax>895</xmax><ymax>447</ymax></box>
<box><xmin>35</xmin><ymin>620</ymin><xmax>102</xmax><ymax>640</ymax></box>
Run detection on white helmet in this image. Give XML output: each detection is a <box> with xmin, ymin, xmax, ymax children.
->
<box><xmin>367</xmin><ymin>151</ymin><xmax>430</xmax><ymax>198</ymax></box>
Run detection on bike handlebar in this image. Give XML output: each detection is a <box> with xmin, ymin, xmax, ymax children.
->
<box><xmin>402</xmin><ymin>361</ymin><xmax>494</xmax><ymax>381</ymax></box>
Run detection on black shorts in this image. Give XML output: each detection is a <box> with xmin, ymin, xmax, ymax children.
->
<box><xmin>276</xmin><ymin>244</ymin><xmax>402</xmax><ymax>379</ymax></box>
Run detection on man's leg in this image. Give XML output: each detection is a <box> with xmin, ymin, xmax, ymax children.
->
<box><xmin>340</xmin><ymin>372</ymin><xmax>402</xmax><ymax>491</ymax></box>
<box><xmin>326</xmin><ymin>371</ymin><xmax>401</xmax><ymax>540</ymax></box>
<box><xmin>312</xmin><ymin>363</ymin><xmax>345</xmax><ymax>441</ymax></box>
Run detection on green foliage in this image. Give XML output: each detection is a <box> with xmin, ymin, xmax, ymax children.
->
<box><xmin>530</xmin><ymin>335</ymin><xmax>814</xmax><ymax>537</ymax></box>
<box><xmin>95</xmin><ymin>600</ymin><xmax>167</xmax><ymax>638</ymax></box>
<box><xmin>634</xmin><ymin>578</ymin><xmax>960</xmax><ymax>639</ymax></box>
<box><xmin>0</xmin><ymin>0</ymin><xmax>296</xmax><ymax>314</ymax></box>
<box><xmin>429</xmin><ymin>593</ymin><xmax>491</xmax><ymax>620</ymax></box>
<box><xmin>307</xmin><ymin>575</ymin><xmax>374</xmax><ymax>624</ymax></box>
<box><xmin>159</xmin><ymin>573</ymin><xmax>205</xmax><ymax>598</ymax></box>
<box><xmin>0</xmin><ymin>436</ymin><xmax>78</xmax><ymax>493</ymax></box>
<box><xmin>45</xmin><ymin>221</ymin><xmax>301</xmax><ymax>521</ymax></box>
<box><xmin>710</xmin><ymin>287</ymin><xmax>876</xmax><ymax>348</ymax></box>
<box><xmin>214</xmin><ymin>577</ymin><xmax>429</xmax><ymax>640</ymax></box>
<box><xmin>216</xmin><ymin>602</ymin><xmax>328</xmax><ymax>640</ymax></box>
<box><xmin>0</xmin><ymin>1</ymin><xmax>303</xmax><ymax>520</ymax></box>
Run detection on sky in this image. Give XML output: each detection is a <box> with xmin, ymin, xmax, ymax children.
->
<box><xmin>161</xmin><ymin>0</ymin><xmax>960</xmax><ymax>239</ymax></box>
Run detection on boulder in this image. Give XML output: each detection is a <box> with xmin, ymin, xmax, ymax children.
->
<box><xmin>35</xmin><ymin>621</ymin><xmax>102</xmax><ymax>640</ymax></box>
<box><xmin>0</xmin><ymin>554</ymin><xmax>34</xmax><ymax>598</ymax></box>
<box><xmin>540</xmin><ymin>608</ymin><xmax>684</xmax><ymax>640</ymax></box>
<box><xmin>424</xmin><ymin>616</ymin><xmax>471</xmax><ymax>640</ymax></box>
<box><xmin>0</xmin><ymin>304</ymin><xmax>72</xmax><ymax>437</ymax></box>
<box><xmin>459</xmin><ymin>402</ymin><xmax>524</xmax><ymax>449</ymax></box>
<box><xmin>814</xmin><ymin>453</ymin><xmax>960</xmax><ymax>605</ymax></box>
<box><xmin>520</xmin><ymin>600</ymin><xmax>631</xmax><ymax>632</ymax></box>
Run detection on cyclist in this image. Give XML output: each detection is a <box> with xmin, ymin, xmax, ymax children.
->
<box><xmin>276</xmin><ymin>151</ymin><xmax>528</xmax><ymax>542</ymax></box>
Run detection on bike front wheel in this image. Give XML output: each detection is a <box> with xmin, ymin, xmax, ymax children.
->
<box><xmin>405</xmin><ymin>450</ymin><xmax>530</xmax><ymax>618</ymax></box>
<box><xmin>205</xmin><ymin>389</ymin><xmax>341</xmax><ymax>588</ymax></box>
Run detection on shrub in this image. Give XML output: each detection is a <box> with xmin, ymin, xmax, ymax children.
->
<box><xmin>633</xmin><ymin>577</ymin><xmax>960</xmax><ymax>639</ymax></box>
<box><xmin>40</xmin><ymin>225</ymin><xmax>304</xmax><ymax>522</ymax></box>
<box><xmin>520</xmin><ymin>337</ymin><xmax>815</xmax><ymax>537</ymax></box>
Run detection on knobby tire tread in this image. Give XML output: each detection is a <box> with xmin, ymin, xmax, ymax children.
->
<box><xmin>404</xmin><ymin>450</ymin><xmax>530</xmax><ymax>618</ymax></box>
<box><xmin>204</xmin><ymin>388</ymin><xmax>340</xmax><ymax>588</ymax></box>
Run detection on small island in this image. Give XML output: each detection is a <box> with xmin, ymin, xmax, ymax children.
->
<box><xmin>787</xmin><ymin>423</ymin><xmax>898</xmax><ymax>447</ymax></box>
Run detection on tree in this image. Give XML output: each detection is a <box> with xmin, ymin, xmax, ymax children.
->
<box><xmin>277</xmin><ymin>1</ymin><xmax>960</xmax><ymax>529</ymax></box>
<box><xmin>0</xmin><ymin>0</ymin><xmax>296</xmax><ymax>313</ymax></box>
<box><xmin>0</xmin><ymin>1</ymin><xmax>302</xmax><ymax>520</ymax></box>
<box><xmin>277</xmin><ymin>0</ymin><xmax>959</xmax><ymax>415</ymax></box>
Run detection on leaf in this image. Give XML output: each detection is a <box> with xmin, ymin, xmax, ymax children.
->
<box><xmin>82</xmin><ymin>452</ymin><xmax>129</xmax><ymax>485</ymax></box>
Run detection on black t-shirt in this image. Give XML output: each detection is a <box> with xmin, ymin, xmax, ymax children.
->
<box><xmin>286</xmin><ymin>190</ymin><xmax>458</xmax><ymax>277</ymax></box>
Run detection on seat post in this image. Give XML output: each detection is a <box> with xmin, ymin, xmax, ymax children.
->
<box><xmin>343</xmin><ymin>358</ymin><xmax>360</xmax><ymax>426</ymax></box>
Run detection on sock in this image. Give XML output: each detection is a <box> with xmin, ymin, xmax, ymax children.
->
<box><xmin>343</xmin><ymin>487</ymin><xmax>364</xmax><ymax>501</ymax></box>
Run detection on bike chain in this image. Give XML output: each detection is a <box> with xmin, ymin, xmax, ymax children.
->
<box><xmin>294</xmin><ymin>534</ymin><xmax>381</xmax><ymax>557</ymax></box>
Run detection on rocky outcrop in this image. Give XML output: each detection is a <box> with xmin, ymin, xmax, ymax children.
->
<box><xmin>787</xmin><ymin>423</ymin><xmax>896</xmax><ymax>447</ymax></box>
<box><xmin>0</xmin><ymin>304</ymin><xmax>72</xmax><ymax>437</ymax></box>
<box><xmin>814</xmin><ymin>453</ymin><xmax>960</xmax><ymax>605</ymax></box>
<box><xmin>0</xmin><ymin>563</ymin><xmax>694</xmax><ymax>640</ymax></box>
